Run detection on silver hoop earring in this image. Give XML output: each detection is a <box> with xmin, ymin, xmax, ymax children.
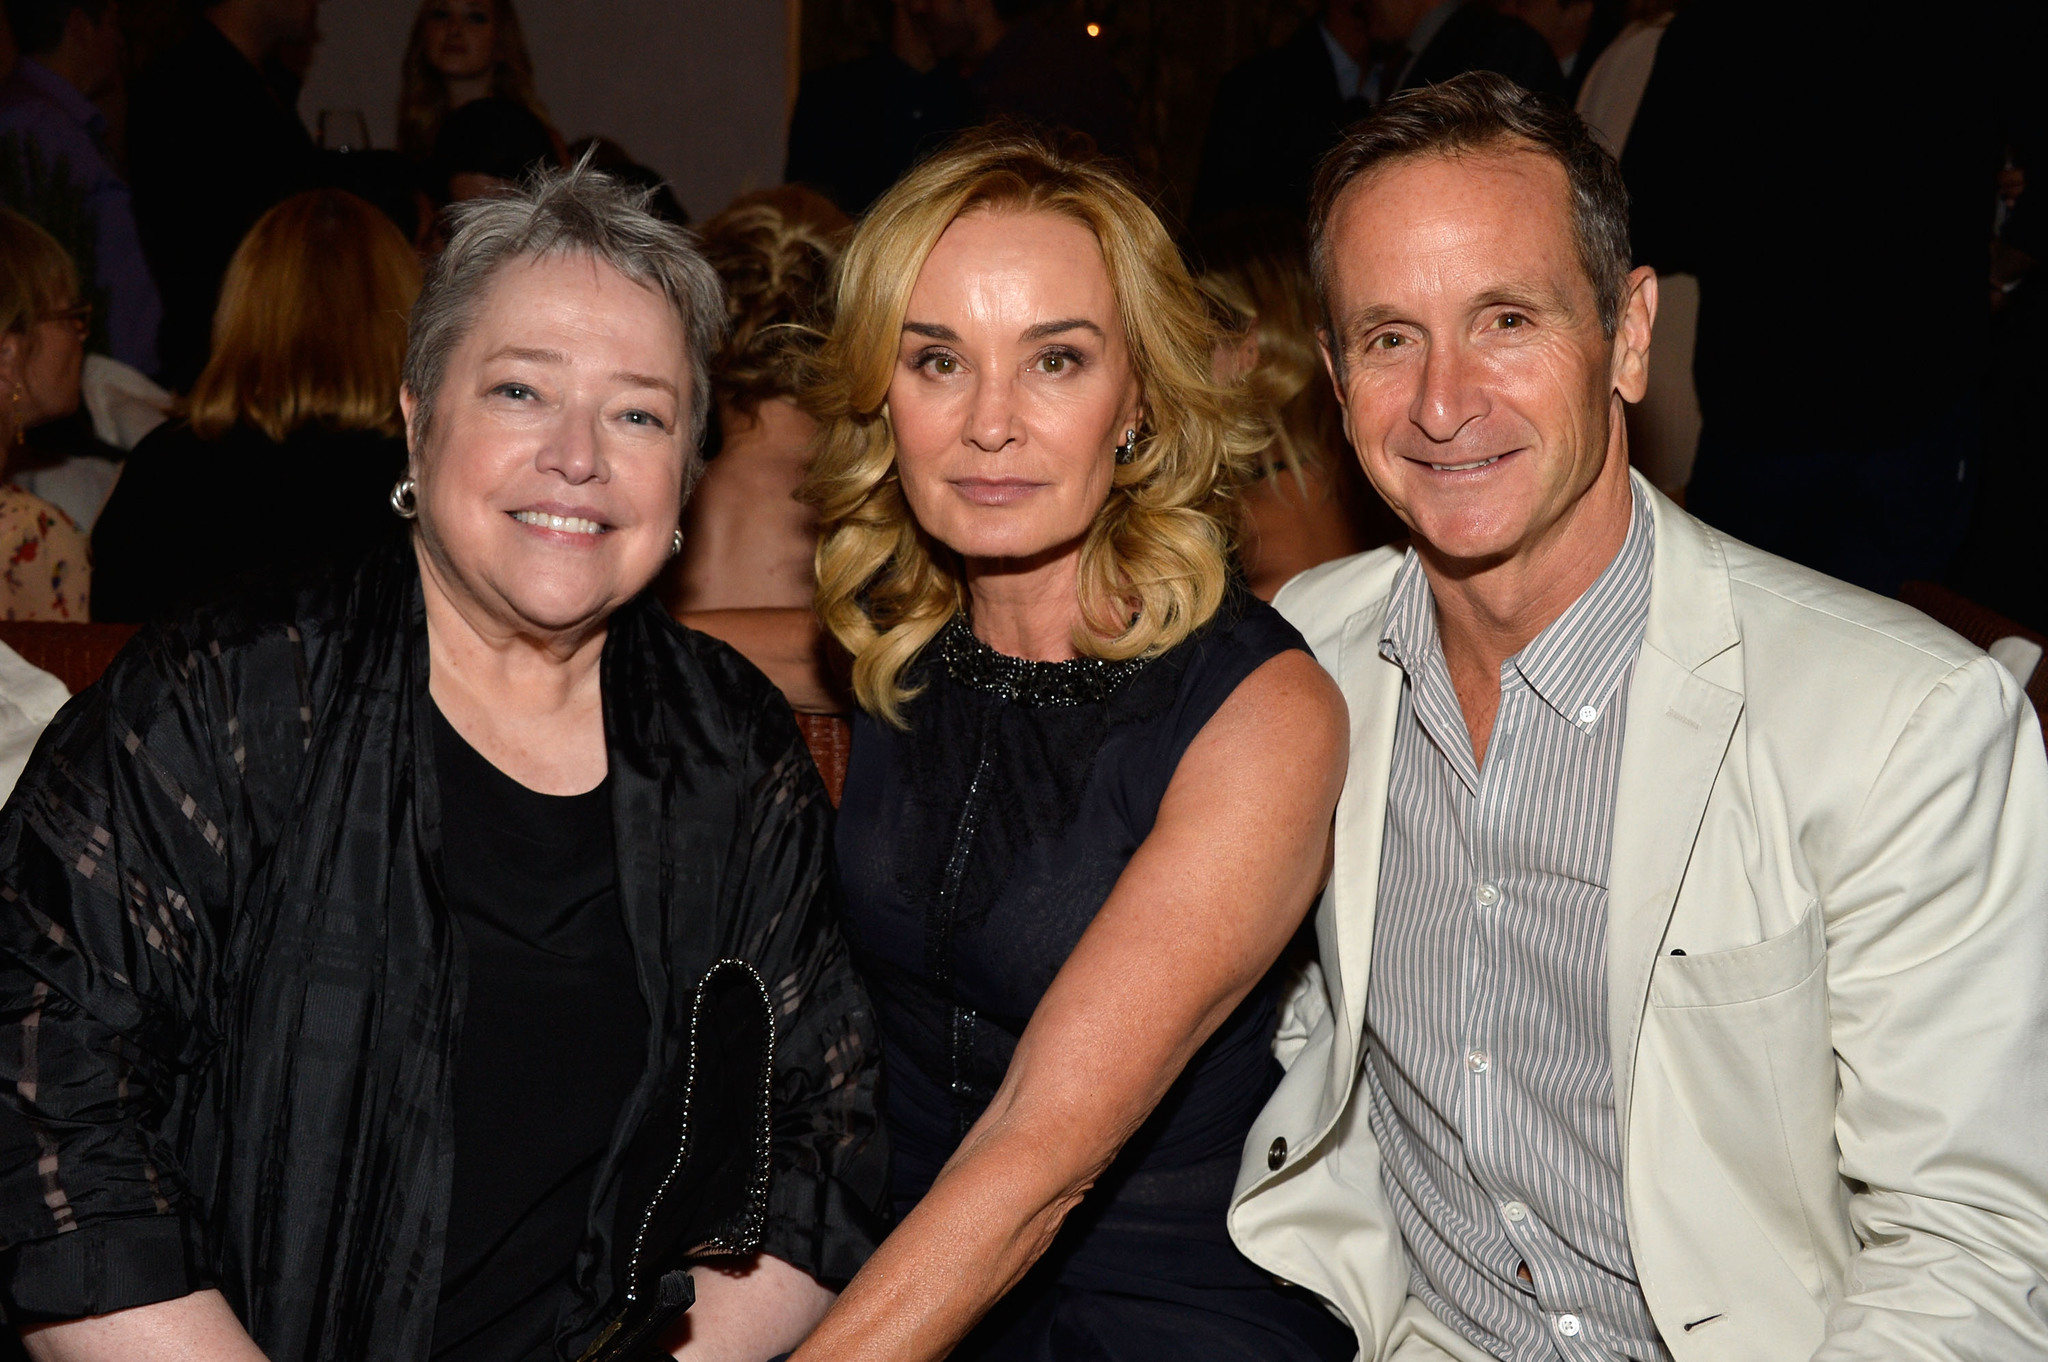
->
<box><xmin>388</xmin><ymin>477</ymin><xmax>418</xmax><ymax>519</ymax></box>
<box><xmin>670</xmin><ymin>528</ymin><xmax>684</xmax><ymax>558</ymax></box>
<box><xmin>1114</xmin><ymin>428</ymin><xmax>1138</xmax><ymax>465</ymax></box>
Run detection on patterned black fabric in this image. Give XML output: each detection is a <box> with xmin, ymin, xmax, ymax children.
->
<box><xmin>0</xmin><ymin>548</ymin><xmax>887</xmax><ymax>1360</ymax></box>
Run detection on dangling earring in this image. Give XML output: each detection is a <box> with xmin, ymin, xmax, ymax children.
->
<box><xmin>670</xmin><ymin>528</ymin><xmax>684</xmax><ymax>558</ymax></box>
<box><xmin>388</xmin><ymin>476</ymin><xmax>418</xmax><ymax>519</ymax></box>
<box><xmin>1114</xmin><ymin>427</ymin><xmax>1138</xmax><ymax>465</ymax></box>
<box><xmin>9</xmin><ymin>387</ymin><xmax>23</xmax><ymax>447</ymax></box>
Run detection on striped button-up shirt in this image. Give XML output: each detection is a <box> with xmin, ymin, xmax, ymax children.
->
<box><xmin>1366</xmin><ymin>482</ymin><xmax>1669</xmax><ymax>1361</ymax></box>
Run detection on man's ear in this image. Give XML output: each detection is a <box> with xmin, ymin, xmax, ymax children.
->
<box><xmin>1317</xmin><ymin>328</ymin><xmax>1348</xmax><ymax>409</ymax></box>
<box><xmin>1612</xmin><ymin>265</ymin><xmax>1658</xmax><ymax>406</ymax></box>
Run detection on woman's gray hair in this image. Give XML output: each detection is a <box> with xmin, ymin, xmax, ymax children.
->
<box><xmin>402</xmin><ymin>161</ymin><xmax>727</xmax><ymax>480</ymax></box>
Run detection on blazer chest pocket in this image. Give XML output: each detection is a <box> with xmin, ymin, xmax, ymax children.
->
<box><xmin>1649</xmin><ymin>901</ymin><xmax>1825</xmax><ymax>1009</ymax></box>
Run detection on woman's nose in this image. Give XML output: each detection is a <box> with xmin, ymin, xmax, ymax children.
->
<box><xmin>535</xmin><ymin>410</ymin><xmax>605</xmax><ymax>482</ymax></box>
<box><xmin>965</xmin><ymin>372</ymin><xmax>1022</xmax><ymax>453</ymax></box>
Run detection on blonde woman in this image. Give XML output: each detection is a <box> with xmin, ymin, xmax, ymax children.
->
<box><xmin>666</xmin><ymin>185</ymin><xmax>849</xmax><ymax>711</ymax></box>
<box><xmin>790</xmin><ymin>129</ymin><xmax>1354</xmax><ymax>1362</ymax></box>
<box><xmin>396</xmin><ymin>0</ymin><xmax>554</xmax><ymax>165</ymax></box>
<box><xmin>0</xmin><ymin>209</ymin><xmax>91</xmax><ymax>620</ymax></box>
<box><xmin>91</xmin><ymin>190</ymin><xmax>421</xmax><ymax>622</ymax></box>
<box><xmin>1191</xmin><ymin>210</ymin><xmax>1403</xmax><ymax>599</ymax></box>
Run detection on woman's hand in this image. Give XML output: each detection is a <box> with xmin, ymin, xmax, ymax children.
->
<box><xmin>787</xmin><ymin>650</ymin><xmax>1348</xmax><ymax>1362</ymax></box>
<box><xmin>663</xmin><ymin>1253</ymin><xmax>836</xmax><ymax>1360</ymax></box>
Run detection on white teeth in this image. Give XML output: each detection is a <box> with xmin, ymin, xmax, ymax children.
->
<box><xmin>512</xmin><ymin>510</ymin><xmax>606</xmax><ymax>535</ymax></box>
<box><xmin>1434</xmin><ymin>456</ymin><xmax>1502</xmax><ymax>472</ymax></box>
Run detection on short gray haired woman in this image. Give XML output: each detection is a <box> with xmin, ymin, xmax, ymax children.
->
<box><xmin>0</xmin><ymin>166</ymin><xmax>886</xmax><ymax>1362</ymax></box>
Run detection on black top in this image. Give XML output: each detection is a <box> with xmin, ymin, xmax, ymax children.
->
<box><xmin>91</xmin><ymin>421</ymin><xmax>408</xmax><ymax>624</ymax></box>
<box><xmin>127</xmin><ymin>19</ymin><xmax>320</xmax><ymax>388</ymax></box>
<box><xmin>0</xmin><ymin>549</ymin><xmax>887</xmax><ymax>1360</ymax></box>
<box><xmin>837</xmin><ymin>592</ymin><xmax>1352</xmax><ymax>1359</ymax></box>
<box><xmin>428</xmin><ymin>706</ymin><xmax>648</xmax><ymax>1362</ymax></box>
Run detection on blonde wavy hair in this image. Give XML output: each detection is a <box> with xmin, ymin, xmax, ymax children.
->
<box><xmin>700</xmin><ymin>185</ymin><xmax>850</xmax><ymax>418</ymax></box>
<box><xmin>804</xmin><ymin>127</ymin><xmax>1269</xmax><ymax>725</ymax></box>
<box><xmin>1189</xmin><ymin>211</ymin><xmax>1347</xmax><ymax>488</ymax></box>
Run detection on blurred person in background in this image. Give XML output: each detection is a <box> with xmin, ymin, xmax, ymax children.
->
<box><xmin>90</xmin><ymin>190</ymin><xmax>417</xmax><ymax>623</ymax></box>
<box><xmin>1572</xmin><ymin>0</ymin><xmax>1699</xmax><ymax>500</ymax></box>
<box><xmin>790</xmin><ymin>128</ymin><xmax>1352</xmax><ymax>1362</ymax></box>
<box><xmin>0</xmin><ymin>208</ymin><xmax>92</xmax><ymax>620</ymax></box>
<box><xmin>567</xmin><ymin>136</ymin><xmax>688</xmax><ymax>223</ymax></box>
<box><xmin>0</xmin><ymin>0</ymin><xmax>163</xmax><ymax>377</ymax></box>
<box><xmin>668</xmin><ymin>184</ymin><xmax>848</xmax><ymax>712</ymax></box>
<box><xmin>1191</xmin><ymin>211</ymin><xmax>1402</xmax><ymax>598</ymax></box>
<box><xmin>429</xmin><ymin>94</ymin><xmax>559</xmax><ymax>206</ymax></box>
<box><xmin>127</xmin><ymin>0</ymin><xmax>323</xmax><ymax>389</ymax></box>
<box><xmin>1491</xmin><ymin>0</ymin><xmax>1621</xmax><ymax>96</ymax></box>
<box><xmin>785</xmin><ymin>0</ymin><xmax>978</xmax><ymax>215</ymax></box>
<box><xmin>1195</xmin><ymin>0</ymin><xmax>1561</xmax><ymax>224</ymax></box>
<box><xmin>397</xmin><ymin>0</ymin><xmax>557</xmax><ymax>166</ymax></box>
<box><xmin>1622</xmin><ymin>0</ymin><xmax>2001</xmax><ymax>597</ymax></box>
<box><xmin>0</xmin><ymin>165</ymin><xmax>884</xmax><ymax>1362</ymax></box>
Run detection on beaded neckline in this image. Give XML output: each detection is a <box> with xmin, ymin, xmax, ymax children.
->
<box><xmin>937</xmin><ymin>612</ymin><xmax>1151</xmax><ymax>708</ymax></box>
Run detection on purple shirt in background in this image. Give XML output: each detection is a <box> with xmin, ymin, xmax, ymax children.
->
<box><xmin>0</xmin><ymin>58</ymin><xmax>163</xmax><ymax>377</ymax></box>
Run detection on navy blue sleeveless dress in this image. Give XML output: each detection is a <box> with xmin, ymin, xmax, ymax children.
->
<box><xmin>836</xmin><ymin>590</ymin><xmax>1355</xmax><ymax>1361</ymax></box>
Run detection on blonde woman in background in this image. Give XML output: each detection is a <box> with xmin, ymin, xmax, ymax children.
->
<box><xmin>397</xmin><ymin>0</ymin><xmax>556</xmax><ymax>165</ymax></box>
<box><xmin>91</xmin><ymin>190</ymin><xmax>422</xmax><ymax>623</ymax></box>
<box><xmin>1191</xmin><ymin>211</ymin><xmax>1403</xmax><ymax>598</ymax></box>
<box><xmin>0</xmin><ymin>209</ymin><xmax>92</xmax><ymax>620</ymax></box>
<box><xmin>789</xmin><ymin>128</ymin><xmax>1353</xmax><ymax>1362</ymax></box>
<box><xmin>667</xmin><ymin>185</ymin><xmax>851</xmax><ymax>710</ymax></box>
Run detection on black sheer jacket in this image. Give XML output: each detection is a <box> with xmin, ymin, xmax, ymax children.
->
<box><xmin>0</xmin><ymin>549</ymin><xmax>887</xmax><ymax>1359</ymax></box>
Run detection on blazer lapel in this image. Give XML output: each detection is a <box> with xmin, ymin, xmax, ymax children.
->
<box><xmin>1322</xmin><ymin>601</ymin><xmax>1406</xmax><ymax>1111</ymax></box>
<box><xmin>1605</xmin><ymin>479</ymin><xmax>1745</xmax><ymax>1123</ymax></box>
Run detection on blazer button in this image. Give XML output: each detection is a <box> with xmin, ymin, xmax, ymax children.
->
<box><xmin>1267</xmin><ymin>1136</ymin><xmax>1288</xmax><ymax>1170</ymax></box>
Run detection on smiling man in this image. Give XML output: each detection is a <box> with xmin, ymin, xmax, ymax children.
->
<box><xmin>1228</xmin><ymin>73</ymin><xmax>2048</xmax><ymax>1361</ymax></box>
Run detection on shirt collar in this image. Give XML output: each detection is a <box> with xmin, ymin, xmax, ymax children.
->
<box><xmin>1380</xmin><ymin>478</ymin><xmax>1656</xmax><ymax>733</ymax></box>
<box><xmin>11</xmin><ymin>58</ymin><xmax>104</xmax><ymax>135</ymax></box>
<box><xmin>1509</xmin><ymin>479</ymin><xmax>1655</xmax><ymax>730</ymax></box>
<box><xmin>1319</xmin><ymin>23</ymin><xmax>1366</xmax><ymax>101</ymax></box>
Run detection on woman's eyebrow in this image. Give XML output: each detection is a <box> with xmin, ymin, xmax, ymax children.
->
<box><xmin>903</xmin><ymin>321</ymin><xmax>959</xmax><ymax>340</ymax></box>
<box><xmin>1021</xmin><ymin>318</ymin><xmax>1104</xmax><ymax>342</ymax></box>
<box><xmin>612</xmin><ymin>371</ymin><xmax>678</xmax><ymax>398</ymax></box>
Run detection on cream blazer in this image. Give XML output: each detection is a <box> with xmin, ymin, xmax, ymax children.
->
<box><xmin>1230</xmin><ymin>475</ymin><xmax>2048</xmax><ymax>1361</ymax></box>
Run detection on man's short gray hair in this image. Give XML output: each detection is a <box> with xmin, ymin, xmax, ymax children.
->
<box><xmin>1309</xmin><ymin>72</ymin><xmax>1633</xmax><ymax>379</ymax></box>
<box><xmin>403</xmin><ymin>162</ymin><xmax>727</xmax><ymax>480</ymax></box>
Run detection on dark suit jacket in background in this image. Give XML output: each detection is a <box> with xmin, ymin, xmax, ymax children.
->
<box><xmin>1193</xmin><ymin>3</ymin><xmax>1562</xmax><ymax>224</ymax></box>
<box><xmin>1400</xmin><ymin>1</ymin><xmax>1563</xmax><ymax>101</ymax></box>
<box><xmin>127</xmin><ymin>21</ymin><xmax>320</xmax><ymax>390</ymax></box>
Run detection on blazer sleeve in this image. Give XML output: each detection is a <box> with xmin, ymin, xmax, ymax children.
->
<box><xmin>728</xmin><ymin>695</ymin><xmax>890</xmax><ymax>1287</ymax></box>
<box><xmin>0</xmin><ymin>628</ymin><xmax>243</xmax><ymax>1320</ymax></box>
<box><xmin>1816</xmin><ymin>655</ymin><xmax>2048</xmax><ymax>1356</ymax></box>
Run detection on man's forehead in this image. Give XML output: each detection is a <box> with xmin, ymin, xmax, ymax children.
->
<box><xmin>1326</xmin><ymin>149</ymin><xmax>1581</xmax><ymax>304</ymax></box>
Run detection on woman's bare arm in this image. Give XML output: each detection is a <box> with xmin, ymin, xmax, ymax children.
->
<box><xmin>662</xmin><ymin>1253</ymin><xmax>837</xmax><ymax>1361</ymax></box>
<box><xmin>20</xmin><ymin>1289</ymin><xmax>268</xmax><ymax>1362</ymax></box>
<box><xmin>786</xmin><ymin>650</ymin><xmax>1348</xmax><ymax>1362</ymax></box>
